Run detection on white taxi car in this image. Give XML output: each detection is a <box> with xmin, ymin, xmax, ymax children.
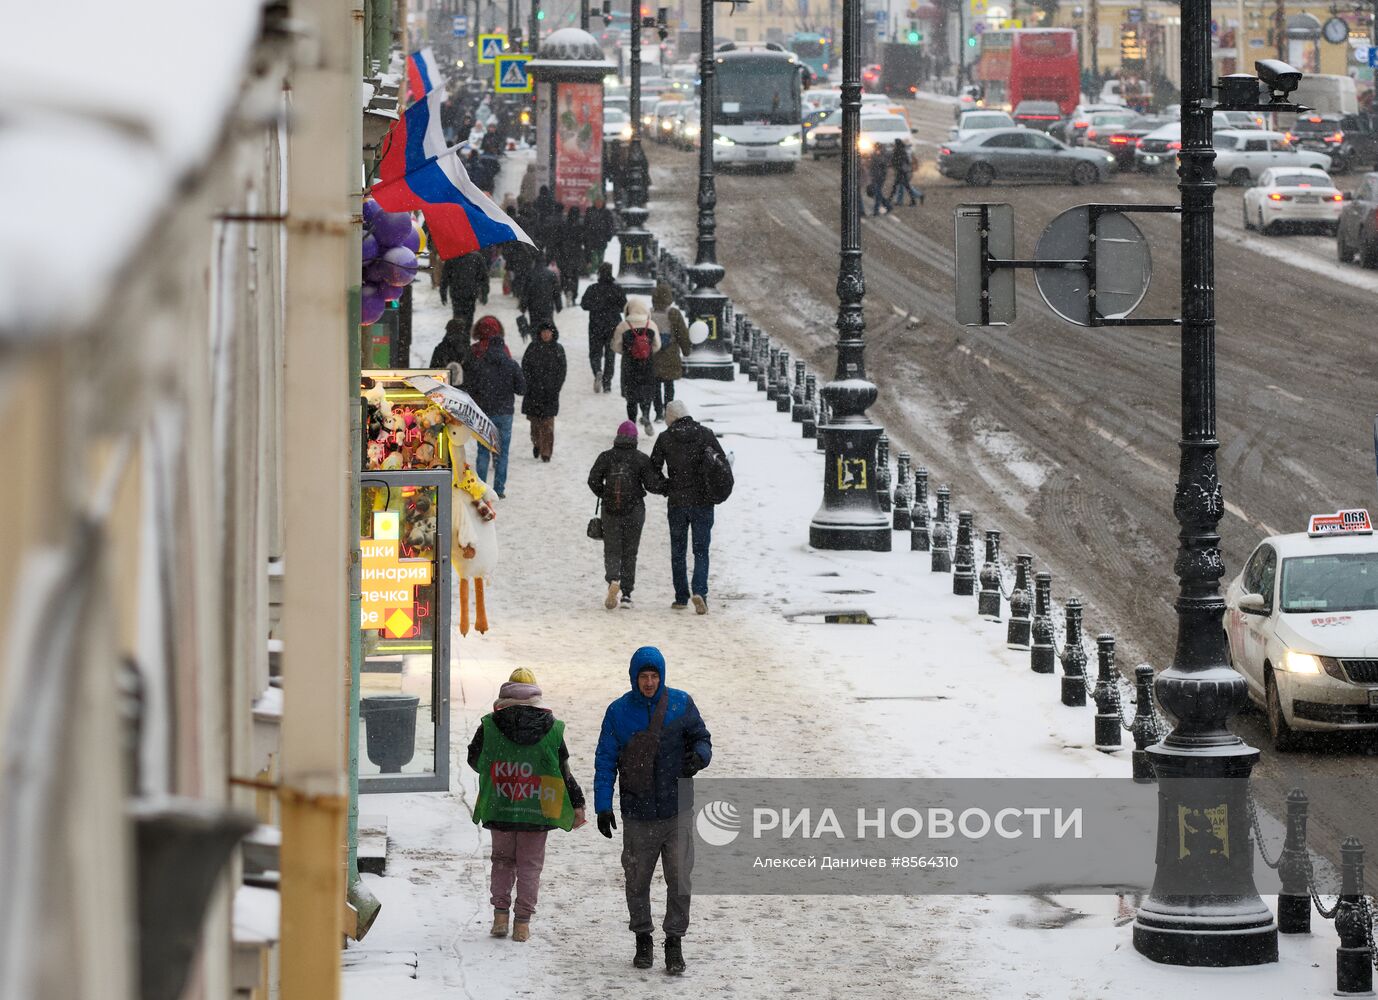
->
<box><xmin>1225</xmin><ymin>509</ymin><xmax>1378</xmax><ymax>750</ymax></box>
<box><xmin>1241</xmin><ymin>167</ymin><xmax>1345</xmax><ymax>236</ymax></box>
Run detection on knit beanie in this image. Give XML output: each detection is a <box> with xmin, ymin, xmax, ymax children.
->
<box><xmin>617</xmin><ymin>419</ymin><xmax>638</xmax><ymax>439</ymax></box>
<box><xmin>665</xmin><ymin>399</ymin><xmax>690</xmax><ymax>424</ymax></box>
<box><xmin>509</xmin><ymin>667</ymin><xmax>537</xmax><ymax>684</ymax></box>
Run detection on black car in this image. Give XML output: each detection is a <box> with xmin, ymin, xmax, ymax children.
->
<box><xmin>1085</xmin><ymin>115</ymin><xmax>1166</xmax><ymax>170</ymax></box>
<box><xmin>1337</xmin><ymin>171</ymin><xmax>1378</xmax><ymax>268</ymax></box>
<box><xmin>1290</xmin><ymin>113</ymin><xmax>1378</xmax><ymax>174</ymax></box>
<box><xmin>1012</xmin><ymin>100</ymin><xmax>1064</xmax><ymax>132</ymax></box>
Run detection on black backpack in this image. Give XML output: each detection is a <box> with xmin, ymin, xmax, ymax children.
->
<box><xmin>603</xmin><ymin>452</ymin><xmax>640</xmax><ymax>515</ymax></box>
<box><xmin>700</xmin><ymin>438</ymin><xmax>734</xmax><ymax>505</ymax></box>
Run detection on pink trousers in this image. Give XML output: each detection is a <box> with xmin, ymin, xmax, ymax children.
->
<box><xmin>489</xmin><ymin>829</ymin><xmax>549</xmax><ymax>919</ymax></box>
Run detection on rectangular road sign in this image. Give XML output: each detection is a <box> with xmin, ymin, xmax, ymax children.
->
<box><xmin>478</xmin><ymin>33</ymin><xmax>507</xmax><ymax>64</ymax></box>
<box><xmin>955</xmin><ymin>203</ymin><xmax>1015</xmax><ymax>326</ymax></box>
<box><xmin>495</xmin><ymin>53</ymin><xmax>533</xmax><ymax>93</ymax></box>
<box><xmin>1369</xmin><ymin>46</ymin><xmax>1378</xmax><ymax>68</ymax></box>
<box><xmin>453</xmin><ymin>14</ymin><xmax>469</xmax><ymax>36</ymax></box>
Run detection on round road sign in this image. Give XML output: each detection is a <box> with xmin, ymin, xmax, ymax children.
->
<box><xmin>1033</xmin><ymin>206</ymin><xmax>1152</xmax><ymax>327</ymax></box>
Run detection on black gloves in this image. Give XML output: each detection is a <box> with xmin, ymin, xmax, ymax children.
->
<box><xmin>597</xmin><ymin>811</ymin><xmax>617</xmax><ymax>839</ymax></box>
<box><xmin>682</xmin><ymin>751</ymin><xmax>705</xmax><ymax>777</ymax></box>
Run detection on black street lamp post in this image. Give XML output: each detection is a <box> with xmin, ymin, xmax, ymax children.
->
<box><xmin>681</xmin><ymin>0</ymin><xmax>736</xmax><ymax>380</ymax></box>
<box><xmin>808</xmin><ymin>0</ymin><xmax>890</xmax><ymax>552</ymax></box>
<box><xmin>1130</xmin><ymin>0</ymin><xmax>1278</xmax><ymax>967</ymax></box>
<box><xmin>616</xmin><ymin>0</ymin><xmax>656</xmax><ymax>295</ymax></box>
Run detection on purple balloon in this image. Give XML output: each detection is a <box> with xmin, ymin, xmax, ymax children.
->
<box><xmin>371</xmin><ymin>210</ymin><xmax>414</xmax><ymax>247</ymax></box>
<box><xmin>401</xmin><ymin>225</ymin><xmax>421</xmax><ymax>252</ymax></box>
<box><xmin>360</xmin><ymin>284</ymin><xmax>386</xmax><ymax>326</ymax></box>
<box><xmin>364</xmin><ymin>259</ymin><xmax>392</xmax><ymax>286</ymax></box>
<box><xmin>381</xmin><ymin>283</ymin><xmax>405</xmax><ymax>302</ymax></box>
<box><xmin>380</xmin><ymin>246</ymin><xmax>418</xmax><ymax>286</ymax></box>
<box><xmin>362</xmin><ymin>232</ymin><xmax>379</xmax><ymax>263</ymax></box>
<box><xmin>363</xmin><ymin>198</ymin><xmax>383</xmax><ymax>226</ymax></box>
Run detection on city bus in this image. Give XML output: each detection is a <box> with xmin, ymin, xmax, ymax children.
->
<box><xmin>712</xmin><ymin>44</ymin><xmax>804</xmax><ymax>170</ymax></box>
<box><xmin>788</xmin><ymin>31</ymin><xmax>830</xmax><ymax>81</ymax></box>
<box><xmin>974</xmin><ymin>28</ymin><xmax>1080</xmax><ymax>117</ymax></box>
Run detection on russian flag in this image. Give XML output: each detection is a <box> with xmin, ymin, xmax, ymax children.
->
<box><xmin>406</xmin><ymin>47</ymin><xmax>445</xmax><ymax>103</ymax></box>
<box><xmin>372</xmin><ymin>89</ymin><xmax>534</xmax><ymax>259</ymax></box>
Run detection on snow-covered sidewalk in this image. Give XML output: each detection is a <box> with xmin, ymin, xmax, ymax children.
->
<box><xmin>342</xmin><ymin>242</ymin><xmax>1342</xmax><ymax>998</ymax></box>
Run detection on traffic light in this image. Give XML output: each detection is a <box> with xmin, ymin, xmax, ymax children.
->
<box><xmin>536</xmin><ymin>7</ymin><xmax>545</xmax><ymax>17</ymax></box>
<box><xmin>656</xmin><ymin>6</ymin><xmax>669</xmax><ymax>40</ymax></box>
<box><xmin>967</xmin><ymin>35</ymin><xmax>977</xmax><ymax>46</ymax></box>
<box><xmin>602</xmin><ymin>0</ymin><xmax>613</xmax><ymax>25</ymax></box>
<box><xmin>906</xmin><ymin>21</ymin><xmax>920</xmax><ymax>43</ymax></box>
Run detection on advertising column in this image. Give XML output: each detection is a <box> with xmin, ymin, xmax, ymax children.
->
<box><xmin>554</xmin><ymin>81</ymin><xmax>604</xmax><ymax>208</ymax></box>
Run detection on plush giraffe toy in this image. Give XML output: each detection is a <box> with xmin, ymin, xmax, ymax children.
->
<box><xmin>441</xmin><ymin>410</ymin><xmax>499</xmax><ymax>636</ymax></box>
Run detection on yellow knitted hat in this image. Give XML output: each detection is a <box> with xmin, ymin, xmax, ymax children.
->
<box><xmin>508</xmin><ymin>667</ymin><xmax>537</xmax><ymax>685</ymax></box>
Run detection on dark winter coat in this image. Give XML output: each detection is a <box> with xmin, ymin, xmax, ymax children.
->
<box><xmin>890</xmin><ymin>143</ymin><xmax>914</xmax><ymax>176</ymax></box>
<box><xmin>467</xmin><ymin>705</ymin><xmax>586</xmax><ymax>831</ymax></box>
<box><xmin>867</xmin><ymin>150</ymin><xmax>889</xmax><ymax>189</ymax></box>
<box><xmin>429</xmin><ymin>335</ymin><xmax>471</xmax><ymax>371</ymax></box>
<box><xmin>593</xmin><ymin>647</ymin><xmax>712</xmax><ymax>820</ymax></box>
<box><xmin>584</xmin><ymin>205</ymin><xmax>616</xmax><ymax>249</ymax></box>
<box><xmin>442</xmin><ymin>251</ymin><xmax>488</xmax><ymax>309</ymax></box>
<box><xmin>587</xmin><ymin>436</ymin><xmax>669</xmax><ymax>512</ymax></box>
<box><xmin>613</xmin><ymin>319</ymin><xmax>662</xmax><ymax>388</ymax></box>
<box><xmin>556</xmin><ymin>215</ymin><xmax>585</xmax><ymax>274</ymax></box>
<box><xmin>650</xmin><ymin>415</ymin><xmax>727</xmax><ymax>508</ymax></box>
<box><xmin>580</xmin><ymin>277</ymin><xmax>627</xmax><ymax>337</ymax></box>
<box><xmin>462</xmin><ymin>337</ymin><xmax>526</xmax><ymax>416</ymax></box>
<box><xmin>652</xmin><ymin>304</ymin><xmax>693</xmax><ymax>382</ymax></box>
<box><xmin>520</xmin><ymin>333</ymin><xmax>567</xmax><ymax>418</ymax></box>
<box><xmin>523</xmin><ymin>265</ymin><xmax>563</xmax><ymax>326</ymax></box>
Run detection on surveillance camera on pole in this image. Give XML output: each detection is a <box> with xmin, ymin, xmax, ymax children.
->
<box><xmin>1215</xmin><ymin>58</ymin><xmax>1308</xmax><ymax>113</ymax></box>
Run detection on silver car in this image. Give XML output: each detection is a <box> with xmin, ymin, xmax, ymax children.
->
<box><xmin>937</xmin><ymin>127</ymin><xmax>1117</xmax><ymax>186</ymax></box>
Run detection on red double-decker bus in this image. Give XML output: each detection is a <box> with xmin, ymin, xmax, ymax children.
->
<box><xmin>974</xmin><ymin>28</ymin><xmax>1080</xmax><ymax>117</ymax></box>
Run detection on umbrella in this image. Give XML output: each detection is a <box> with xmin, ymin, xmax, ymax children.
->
<box><xmin>406</xmin><ymin>375</ymin><xmax>499</xmax><ymax>454</ymax></box>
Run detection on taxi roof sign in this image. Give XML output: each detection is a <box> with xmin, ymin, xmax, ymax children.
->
<box><xmin>1307</xmin><ymin>508</ymin><xmax>1373</xmax><ymax>537</ymax></box>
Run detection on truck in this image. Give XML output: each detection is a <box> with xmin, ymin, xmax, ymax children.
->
<box><xmin>880</xmin><ymin>42</ymin><xmax>926</xmax><ymax>97</ymax></box>
<box><xmin>1292</xmin><ymin>74</ymin><xmax>1359</xmax><ymax>116</ymax></box>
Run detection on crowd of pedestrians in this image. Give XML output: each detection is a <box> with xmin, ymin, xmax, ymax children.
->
<box><xmin>866</xmin><ymin>138</ymin><xmax>925</xmax><ymax>217</ymax></box>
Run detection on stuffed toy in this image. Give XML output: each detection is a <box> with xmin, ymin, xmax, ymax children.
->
<box><xmin>366</xmin><ymin>439</ymin><xmax>387</xmax><ymax>469</ymax></box>
<box><xmin>443</xmin><ymin>422</ymin><xmax>498</xmax><ymax>636</ymax></box>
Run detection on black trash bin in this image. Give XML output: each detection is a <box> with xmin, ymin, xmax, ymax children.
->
<box><xmin>361</xmin><ymin>693</ymin><xmax>420</xmax><ymax>773</ymax></box>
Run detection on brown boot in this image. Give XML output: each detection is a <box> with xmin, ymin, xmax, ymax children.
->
<box><xmin>511</xmin><ymin>919</ymin><xmax>531</xmax><ymax>942</ymax></box>
<box><xmin>490</xmin><ymin>910</ymin><xmax>509</xmax><ymax>937</ymax></box>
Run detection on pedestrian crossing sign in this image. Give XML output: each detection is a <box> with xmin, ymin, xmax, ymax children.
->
<box><xmin>495</xmin><ymin>53</ymin><xmax>533</xmax><ymax>93</ymax></box>
<box><xmin>478</xmin><ymin>33</ymin><xmax>507</xmax><ymax>64</ymax></box>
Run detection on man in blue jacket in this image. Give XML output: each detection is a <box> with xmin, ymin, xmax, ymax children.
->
<box><xmin>594</xmin><ymin>646</ymin><xmax>712</xmax><ymax>976</ymax></box>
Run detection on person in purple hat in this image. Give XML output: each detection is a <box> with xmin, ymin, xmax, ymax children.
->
<box><xmin>586</xmin><ymin>420</ymin><xmax>668</xmax><ymax>609</ymax></box>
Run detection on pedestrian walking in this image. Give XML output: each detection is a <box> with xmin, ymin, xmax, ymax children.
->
<box><xmin>580</xmin><ymin>263</ymin><xmax>627</xmax><ymax>393</ymax></box>
<box><xmin>555</xmin><ymin>207</ymin><xmax>585</xmax><ymax>302</ymax></box>
<box><xmin>429</xmin><ymin>317</ymin><xmax>472</xmax><ymax>370</ymax></box>
<box><xmin>462</xmin><ymin>315</ymin><xmax>526</xmax><ymax>499</ymax></box>
<box><xmin>520</xmin><ymin>320</ymin><xmax>567</xmax><ymax>462</ymax></box>
<box><xmin>584</xmin><ymin>198</ymin><xmax>616</xmax><ymax>270</ymax></box>
<box><xmin>594</xmin><ymin>646</ymin><xmax>712</xmax><ymax>975</ymax></box>
<box><xmin>613</xmin><ymin>301</ymin><xmax>661</xmax><ymax>437</ymax></box>
<box><xmin>522</xmin><ymin>257</ymin><xmax>563</xmax><ymax>340</ymax></box>
<box><xmin>468</xmin><ymin>667</ymin><xmax>587</xmax><ymax>943</ymax></box>
<box><xmin>867</xmin><ymin>147</ymin><xmax>893</xmax><ymax>216</ymax></box>
<box><xmin>440</xmin><ymin>250</ymin><xmax>489</xmax><ymax>328</ymax></box>
<box><xmin>651</xmin><ymin>294</ymin><xmax>692</xmax><ymax>423</ymax></box>
<box><xmin>650</xmin><ymin>400</ymin><xmax>730</xmax><ymax>614</ymax></box>
<box><xmin>587</xmin><ymin>420</ymin><xmax>668</xmax><ymax>609</ymax></box>
<box><xmin>888</xmin><ymin>139</ymin><xmax>923</xmax><ymax>206</ymax></box>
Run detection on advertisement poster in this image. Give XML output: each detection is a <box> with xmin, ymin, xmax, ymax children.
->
<box><xmin>555</xmin><ymin>82</ymin><xmax>603</xmax><ymax>209</ymax></box>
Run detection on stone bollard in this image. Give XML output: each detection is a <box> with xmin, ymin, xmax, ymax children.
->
<box><xmin>1006</xmin><ymin>555</ymin><xmax>1033</xmax><ymax>649</ymax></box>
<box><xmin>930</xmin><ymin>486</ymin><xmax>952</xmax><ymax>572</ymax></box>
<box><xmin>1335</xmin><ymin>838</ymin><xmax>1372</xmax><ymax>997</ymax></box>
<box><xmin>952</xmin><ymin>511</ymin><xmax>976</xmax><ymax>595</ymax></box>
<box><xmin>910</xmin><ymin>467</ymin><xmax>931</xmax><ymax>552</ymax></box>
<box><xmin>876</xmin><ymin>434</ymin><xmax>892</xmax><ymax>514</ymax></box>
<box><xmin>1059</xmin><ymin>599</ymin><xmax>1087</xmax><ymax>707</ymax></box>
<box><xmin>765</xmin><ymin>347</ymin><xmax>780</xmax><ymax>398</ymax></box>
<box><xmin>1277</xmin><ymin>788</ymin><xmax>1312</xmax><ymax>935</ymax></box>
<box><xmin>816</xmin><ymin>397</ymin><xmax>829</xmax><ymax>452</ymax></box>
<box><xmin>776</xmin><ymin>351</ymin><xmax>793</xmax><ymax>412</ymax></box>
<box><xmin>731</xmin><ymin>314</ymin><xmax>745</xmax><ymax>364</ymax></box>
<box><xmin>978</xmin><ymin>530</ymin><xmax>1003</xmax><ymax>620</ymax></box>
<box><xmin>791</xmin><ymin>361</ymin><xmax>808</xmax><ymax>421</ymax></box>
<box><xmin>892</xmin><ymin>453</ymin><xmax>913</xmax><ymax>531</ymax></box>
<box><xmin>747</xmin><ymin>328</ymin><xmax>763</xmax><ymax>383</ymax></box>
<box><xmin>738</xmin><ymin>320</ymin><xmax>753</xmax><ymax>373</ymax></box>
<box><xmin>1030</xmin><ymin>572</ymin><xmax>1055</xmax><ymax>673</ymax></box>
<box><xmin>802</xmin><ymin>375</ymin><xmax>818</xmax><ymax>439</ymax></box>
<box><xmin>1091</xmin><ymin>635</ymin><xmax>1120</xmax><ymax>751</ymax></box>
<box><xmin>1130</xmin><ymin>665</ymin><xmax>1161</xmax><ymax>783</ymax></box>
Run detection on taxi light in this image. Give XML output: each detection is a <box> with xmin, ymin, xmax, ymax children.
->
<box><xmin>1282</xmin><ymin>650</ymin><xmax>1322</xmax><ymax>675</ymax></box>
<box><xmin>1306</xmin><ymin>115</ymin><xmax>1322</xmax><ymax>122</ymax></box>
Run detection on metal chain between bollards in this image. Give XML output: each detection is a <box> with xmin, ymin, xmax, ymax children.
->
<box><xmin>1360</xmin><ymin>895</ymin><xmax>1378</xmax><ymax>969</ymax></box>
<box><xmin>1305</xmin><ymin>848</ymin><xmax>1342</xmax><ymax>919</ymax></box>
<box><xmin>1247</xmin><ymin>792</ymin><xmax>1284</xmax><ymax>871</ymax></box>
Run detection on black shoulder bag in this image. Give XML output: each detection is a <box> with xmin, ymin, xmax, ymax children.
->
<box><xmin>619</xmin><ymin>690</ymin><xmax>669</xmax><ymax>796</ymax></box>
<box><xmin>587</xmin><ymin>498</ymin><xmax>604</xmax><ymax>540</ymax></box>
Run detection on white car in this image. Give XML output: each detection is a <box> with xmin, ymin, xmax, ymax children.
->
<box><xmin>805</xmin><ymin>88</ymin><xmax>842</xmax><ymax>112</ymax></box>
<box><xmin>857</xmin><ymin>113</ymin><xmax>914</xmax><ymax>156</ymax></box>
<box><xmin>603</xmin><ymin>108</ymin><xmax>633</xmax><ymax>144</ymax></box>
<box><xmin>949</xmin><ymin>110</ymin><xmax>1018</xmax><ymax>143</ymax></box>
<box><xmin>1224</xmin><ymin>510</ymin><xmax>1378</xmax><ymax>750</ymax></box>
<box><xmin>1215</xmin><ymin>130</ymin><xmax>1331</xmax><ymax>185</ymax></box>
<box><xmin>1242</xmin><ymin>167</ymin><xmax>1345</xmax><ymax>235</ymax></box>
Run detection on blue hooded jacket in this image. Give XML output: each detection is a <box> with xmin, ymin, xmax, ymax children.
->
<box><xmin>593</xmin><ymin>646</ymin><xmax>712</xmax><ymax>819</ymax></box>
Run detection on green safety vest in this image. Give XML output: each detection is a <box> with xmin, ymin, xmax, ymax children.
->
<box><xmin>472</xmin><ymin>715</ymin><xmax>575</xmax><ymax>831</ymax></box>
